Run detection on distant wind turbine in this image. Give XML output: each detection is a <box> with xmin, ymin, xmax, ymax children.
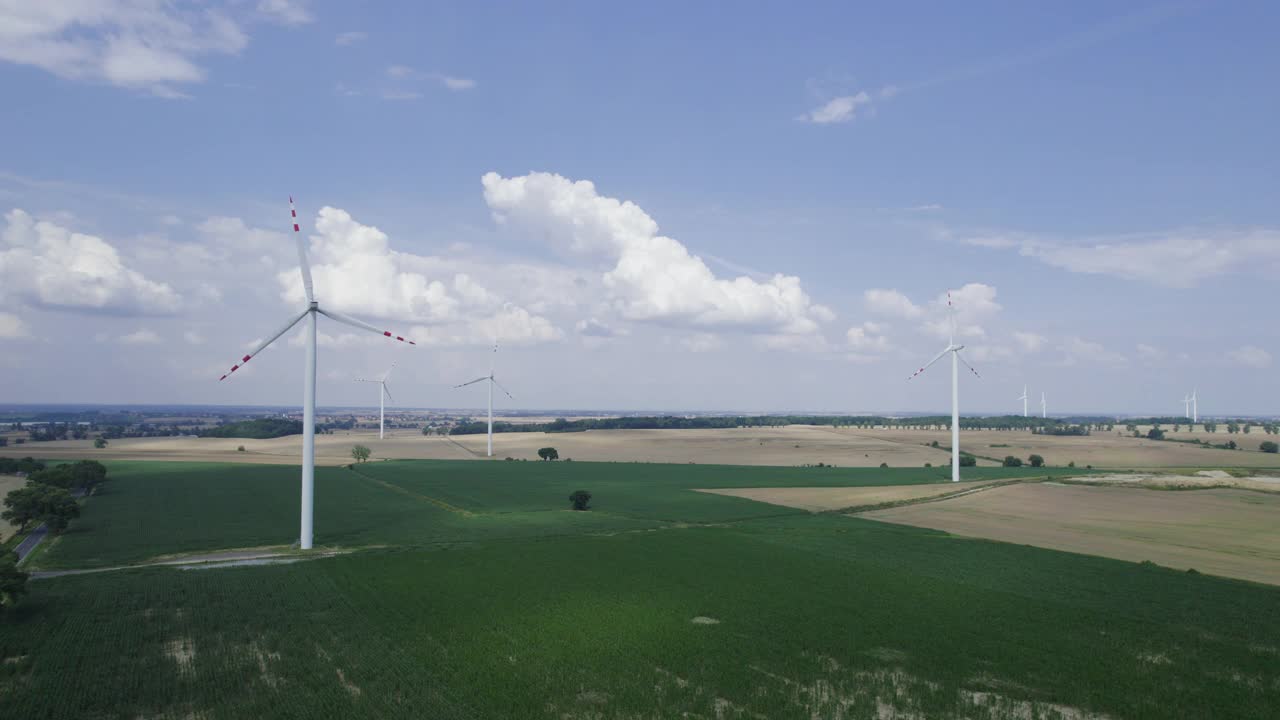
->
<box><xmin>217</xmin><ymin>197</ymin><xmax>416</xmax><ymax>550</ymax></box>
<box><xmin>1183</xmin><ymin>393</ymin><xmax>1191</xmax><ymax>419</ymax></box>
<box><xmin>1041</xmin><ymin>391</ymin><xmax>1047</xmax><ymax>419</ymax></box>
<box><xmin>908</xmin><ymin>291</ymin><xmax>980</xmax><ymax>482</ymax></box>
<box><xmin>356</xmin><ymin>362</ymin><xmax>396</xmax><ymax>440</ymax></box>
<box><xmin>1018</xmin><ymin>385</ymin><xmax>1028</xmax><ymax>417</ymax></box>
<box><xmin>1191</xmin><ymin>388</ymin><xmax>1198</xmax><ymax>423</ymax></box>
<box><xmin>454</xmin><ymin>344</ymin><xmax>513</xmax><ymax>457</ymax></box>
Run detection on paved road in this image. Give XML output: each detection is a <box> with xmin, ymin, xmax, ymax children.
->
<box><xmin>12</xmin><ymin>488</ymin><xmax>86</xmax><ymax>566</ymax></box>
<box><xmin>14</xmin><ymin>523</ymin><xmax>47</xmax><ymax>565</ymax></box>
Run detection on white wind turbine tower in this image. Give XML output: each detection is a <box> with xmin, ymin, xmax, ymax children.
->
<box><xmin>1191</xmin><ymin>388</ymin><xmax>1199</xmax><ymax>423</ymax></box>
<box><xmin>1018</xmin><ymin>385</ymin><xmax>1029</xmax><ymax>417</ymax></box>
<box><xmin>356</xmin><ymin>362</ymin><xmax>396</xmax><ymax>440</ymax></box>
<box><xmin>218</xmin><ymin>197</ymin><xmax>415</xmax><ymax>550</ymax></box>
<box><xmin>1041</xmin><ymin>391</ymin><xmax>1047</xmax><ymax>419</ymax></box>
<box><xmin>908</xmin><ymin>291</ymin><xmax>980</xmax><ymax>482</ymax></box>
<box><xmin>454</xmin><ymin>344</ymin><xmax>513</xmax><ymax>457</ymax></box>
<box><xmin>1183</xmin><ymin>393</ymin><xmax>1191</xmax><ymax>419</ymax></box>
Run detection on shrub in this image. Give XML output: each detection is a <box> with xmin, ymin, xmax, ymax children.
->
<box><xmin>237</xmin><ymin>445</ymin><xmax>246</xmax><ymax>452</ymax></box>
<box><xmin>924</xmin><ymin>462</ymin><xmax>932</xmax><ymax>468</ymax></box>
<box><xmin>1002</xmin><ymin>456</ymin><xmax>1023</xmax><ymax>467</ymax></box>
<box><xmin>1146</xmin><ymin>427</ymin><xmax>1165</xmax><ymax>440</ymax></box>
<box><xmin>569</xmin><ymin>490</ymin><xmax>591</xmax><ymax>511</ymax></box>
<box><xmin>93</xmin><ymin>437</ymin><xmax>108</xmax><ymax>449</ymax></box>
<box><xmin>0</xmin><ymin>551</ymin><xmax>28</xmax><ymax>609</ymax></box>
<box><xmin>1260</xmin><ymin>441</ymin><xmax>1278</xmax><ymax>454</ymax></box>
<box><xmin>538</xmin><ymin>447</ymin><xmax>559</xmax><ymax>461</ymax></box>
<box><xmin>1067</xmin><ymin>460</ymin><xmax>1076</xmax><ymax>468</ymax></box>
<box><xmin>956</xmin><ymin>454</ymin><xmax>977</xmax><ymax>467</ymax></box>
<box><xmin>1029</xmin><ymin>454</ymin><xmax>1044</xmax><ymax>468</ymax></box>
<box><xmin>879</xmin><ymin>462</ymin><xmax>889</xmax><ymax>468</ymax></box>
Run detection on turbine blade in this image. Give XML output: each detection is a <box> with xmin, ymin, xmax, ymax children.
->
<box><xmin>290</xmin><ymin>196</ymin><xmax>315</xmax><ymax>304</ymax></box>
<box><xmin>454</xmin><ymin>376</ymin><xmax>489</xmax><ymax>388</ymax></box>
<box><xmin>907</xmin><ymin>346</ymin><xmax>951</xmax><ymax>381</ymax></box>
<box><xmin>956</xmin><ymin>352</ymin><xmax>981</xmax><ymax>378</ymax></box>
<box><xmin>492</xmin><ymin>377</ymin><xmax>514</xmax><ymax>399</ymax></box>
<box><xmin>218</xmin><ymin>308</ymin><xmax>309</xmax><ymax>381</ymax></box>
<box><xmin>382</xmin><ymin>362</ymin><xmax>396</xmax><ymax>382</ymax></box>
<box><xmin>947</xmin><ymin>290</ymin><xmax>957</xmax><ymax>343</ymax></box>
<box><xmin>382</xmin><ymin>382</ymin><xmax>393</xmax><ymax>403</ymax></box>
<box><xmin>316</xmin><ymin>307</ymin><xmax>416</xmax><ymax>345</ymax></box>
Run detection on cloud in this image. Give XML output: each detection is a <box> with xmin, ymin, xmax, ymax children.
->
<box><xmin>119</xmin><ymin>328</ymin><xmax>160</xmax><ymax>344</ymax></box>
<box><xmin>846</xmin><ymin>322</ymin><xmax>891</xmax><ymax>353</ymax></box>
<box><xmin>962</xmin><ymin>228</ymin><xmax>1280</xmax><ymax>287</ymax></box>
<box><xmin>1056</xmin><ymin>336</ymin><xmax>1127</xmax><ymax>367</ymax></box>
<box><xmin>482</xmin><ymin>172</ymin><xmax>832</xmax><ymax>337</ymax></box>
<box><xmin>798</xmin><ymin>92</ymin><xmax>872</xmax><ymax>124</ymax></box>
<box><xmin>0</xmin><ymin>209</ymin><xmax>181</xmax><ymax>315</ymax></box>
<box><xmin>1227</xmin><ymin>345</ymin><xmax>1272</xmax><ymax>369</ymax></box>
<box><xmin>0</xmin><ymin>312</ymin><xmax>28</xmax><ymax>339</ymax></box>
<box><xmin>575</xmin><ymin>318</ymin><xmax>622</xmax><ymax>338</ymax></box>
<box><xmin>380</xmin><ymin>90</ymin><xmax>421</xmax><ymax>101</ymax></box>
<box><xmin>0</xmin><ymin>2</ymin><xmax>249</xmax><ymax>96</ymax></box>
<box><xmin>923</xmin><ymin>283</ymin><xmax>1001</xmax><ymax>340</ymax></box>
<box><xmin>1014</xmin><ymin>332</ymin><xmax>1046</xmax><ymax>353</ymax></box>
<box><xmin>279</xmin><ymin>206</ymin><xmax>560</xmax><ymax>347</ymax></box>
<box><xmin>1135</xmin><ymin>343</ymin><xmax>1164</xmax><ymax>361</ymax></box>
<box><xmin>335</xmin><ymin>31</ymin><xmax>366</xmax><ymax>46</ymax></box>
<box><xmin>435</xmin><ymin>74</ymin><xmax>475</xmax><ymax>91</ymax></box>
<box><xmin>383</xmin><ymin>66</ymin><xmax>475</xmax><ymax>91</ymax></box>
<box><xmin>864</xmin><ymin>289</ymin><xmax>922</xmax><ymax>319</ymax></box>
<box><xmin>257</xmin><ymin>0</ymin><xmax>313</xmax><ymax>26</ymax></box>
<box><xmin>183</xmin><ymin>330</ymin><xmax>205</xmax><ymax>345</ymax></box>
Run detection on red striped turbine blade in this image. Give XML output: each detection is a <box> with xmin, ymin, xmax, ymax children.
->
<box><xmin>317</xmin><ymin>307</ymin><xmax>417</xmax><ymax>345</ymax></box>
<box><xmin>216</xmin><ymin>308</ymin><xmax>310</xmax><ymax>381</ymax></box>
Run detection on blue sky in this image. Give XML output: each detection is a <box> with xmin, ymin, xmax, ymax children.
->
<box><xmin>0</xmin><ymin>1</ymin><xmax>1276</xmax><ymax>416</ymax></box>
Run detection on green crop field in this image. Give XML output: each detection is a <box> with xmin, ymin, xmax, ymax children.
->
<box><xmin>3</xmin><ymin>459</ymin><xmax>1278</xmax><ymax>719</ymax></box>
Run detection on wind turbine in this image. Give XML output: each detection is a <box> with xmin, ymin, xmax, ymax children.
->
<box><xmin>907</xmin><ymin>291</ymin><xmax>980</xmax><ymax>482</ymax></box>
<box><xmin>356</xmin><ymin>362</ymin><xmax>396</xmax><ymax>440</ymax></box>
<box><xmin>1018</xmin><ymin>385</ymin><xmax>1029</xmax><ymax>417</ymax></box>
<box><xmin>1191</xmin><ymin>389</ymin><xmax>1198</xmax><ymax>423</ymax></box>
<box><xmin>1041</xmin><ymin>391</ymin><xmax>1047</xmax><ymax>419</ymax></box>
<box><xmin>1183</xmin><ymin>393</ymin><xmax>1191</xmax><ymax>419</ymax></box>
<box><xmin>454</xmin><ymin>344</ymin><xmax>513</xmax><ymax>457</ymax></box>
<box><xmin>217</xmin><ymin>197</ymin><xmax>416</xmax><ymax>550</ymax></box>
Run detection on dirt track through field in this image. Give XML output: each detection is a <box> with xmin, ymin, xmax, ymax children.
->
<box><xmin>697</xmin><ymin>480</ymin><xmax>1002</xmax><ymax>512</ymax></box>
<box><xmin>861</xmin><ymin>483</ymin><xmax>1280</xmax><ymax>585</ymax></box>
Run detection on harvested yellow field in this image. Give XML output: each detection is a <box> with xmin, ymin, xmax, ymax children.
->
<box><xmin>697</xmin><ymin>480</ymin><xmax>999</xmax><ymax>512</ymax></box>
<box><xmin>0</xmin><ymin>474</ymin><xmax>26</xmax><ymax>541</ymax></box>
<box><xmin>2</xmin><ymin>425</ymin><xmax>1274</xmax><ymax>470</ymax></box>
<box><xmin>0</xmin><ymin>426</ymin><xmax>968</xmax><ymax>468</ymax></box>
<box><xmin>856</xmin><ymin>427</ymin><xmax>1280</xmax><ymax>469</ymax></box>
<box><xmin>861</xmin><ymin>483</ymin><xmax>1280</xmax><ymax>585</ymax></box>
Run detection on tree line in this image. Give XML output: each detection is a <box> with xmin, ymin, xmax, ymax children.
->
<box><xmin>448</xmin><ymin>414</ymin><xmax>1107</xmax><ymax>436</ymax></box>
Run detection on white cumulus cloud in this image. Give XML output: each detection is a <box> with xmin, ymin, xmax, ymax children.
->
<box><xmin>482</xmin><ymin>172</ymin><xmax>832</xmax><ymax>337</ymax></box>
<box><xmin>279</xmin><ymin>206</ymin><xmax>560</xmax><ymax>347</ymax></box>
<box><xmin>0</xmin><ymin>209</ymin><xmax>180</xmax><ymax>314</ymax></box>
<box><xmin>1227</xmin><ymin>345</ymin><xmax>1272</xmax><ymax>369</ymax></box>
<box><xmin>864</xmin><ymin>289</ymin><xmax>922</xmax><ymax>319</ymax></box>
<box><xmin>257</xmin><ymin>0</ymin><xmax>313</xmax><ymax>26</ymax></box>
<box><xmin>0</xmin><ymin>1</ymin><xmax>249</xmax><ymax>96</ymax></box>
<box><xmin>798</xmin><ymin>93</ymin><xmax>872</xmax><ymax>124</ymax></box>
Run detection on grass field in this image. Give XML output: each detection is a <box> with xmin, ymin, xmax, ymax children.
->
<box><xmin>3</xmin><ymin>459</ymin><xmax>1280</xmax><ymax>719</ymax></box>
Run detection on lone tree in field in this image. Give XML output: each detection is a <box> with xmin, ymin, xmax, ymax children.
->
<box><xmin>94</xmin><ymin>437</ymin><xmax>108</xmax><ymax>449</ymax></box>
<box><xmin>351</xmin><ymin>445</ymin><xmax>372</xmax><ymax>463</ymax></box>
<box><xmin>1028</xmin><ymin>454</ymin><xmax>1044</xmax><ymax>468</ymax></box>
<box><xmin>1146</xmin><ymin>427</ymin><xmax>1165</xmax><ymax>440</ymax></box>
<box><xmin>1002</xmin><ymin>456</ymin><xmax>1023</xmax><ymax>467</ymax></box>
<box><xmin>538</xmin><ymin>447</ymin><xmax>559</xmax><ymax>461</ymax></box>
<box><xmin>569</xmin><ymin>490</ymin><xmax>591</xmax><ymax>511</ymax></box>
<box><xmin>1261</xmin><ymin>441</ymin><xmax>1279</xmax><ymax>454</ymax></box>
<box><xmin>0</xmin><ymin>551</ymin><xmax>27</xmax><ymax>609</ymax></box>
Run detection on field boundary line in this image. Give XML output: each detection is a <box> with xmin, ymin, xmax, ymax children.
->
<box><xmin>443</xmin><ymin>435</ymin><xmax>486</xmax><ymax>458</ymax></box>
<box><xmin>347</xmin><ymin>465</ymin><xmax>475</xmax><ymax>516</ymax></box>
<box><xmin>837</xmin><ymin>477</ymin><xmax>1032</xmax><ymax>515</ymax></box>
